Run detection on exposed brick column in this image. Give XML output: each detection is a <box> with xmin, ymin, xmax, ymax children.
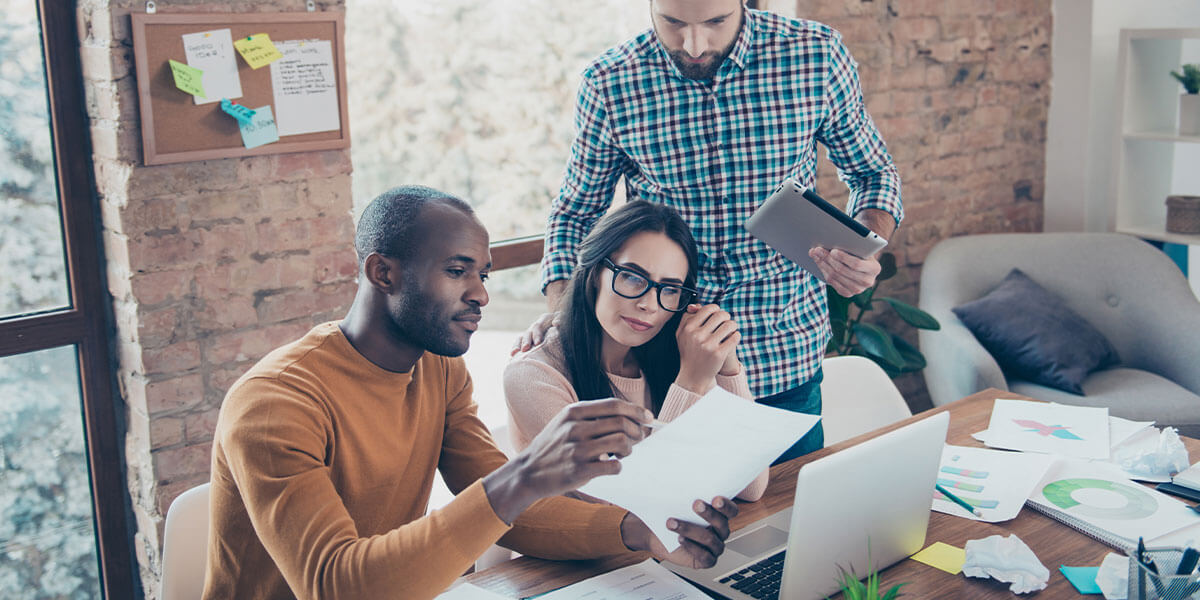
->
<box><xmin>77</xmin><ymin>2</ymin><xmax>354</xmax><ymax>596</ymax></box>
<box><xmin>792</xmin><ymin>0</ymin><xmax>1052</xmax><ymax>407</ymax></box>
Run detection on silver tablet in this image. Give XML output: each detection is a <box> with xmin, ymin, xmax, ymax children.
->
<box><xmin>744</xmin><ymin>178</ymin><xmax>886</xmax><ymax>282</ymax></box>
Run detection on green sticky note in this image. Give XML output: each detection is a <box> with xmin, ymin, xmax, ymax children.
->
<box><xmin>168</xmin><ymin>59</ymin><xmax>205</xmax><ymax>97</ymax></box>
<box><xmin>1059</xmin><ymin>566</ymin><xmax>1102</xmax><ymax>594</ymax></box>
<box><xmin>910</xmin><ymin>542</ymin><xmax>966</xmax><ymax>575</ymax></box>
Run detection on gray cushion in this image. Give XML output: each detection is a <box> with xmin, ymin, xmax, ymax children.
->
<box><xmin>952</xmin><ymin>269</ymin><xmax>1120</xmax><ymax>395</ymax></box>
<box><xmin>1011</xmin><ymin>368</ymin><xmax>1200</xmax><ymax>438</ymax></box>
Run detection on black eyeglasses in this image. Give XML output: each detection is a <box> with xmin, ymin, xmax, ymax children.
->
<box><xmin>601</xmin><ymin>258</ymin><xmax>697</xmax><ymax>312</ymax></box>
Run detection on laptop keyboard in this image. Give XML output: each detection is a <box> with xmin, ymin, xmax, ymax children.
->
<box><xmin>718</xmin><ymin>550</ymin><xmax>786</xmax><ymax>599</ymax></box>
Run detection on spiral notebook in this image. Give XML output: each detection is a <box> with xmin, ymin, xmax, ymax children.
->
<box><xmin>1026</xmin><ymin>459</ymin><xmax>1200</xmax><ymax>552</ymax></box>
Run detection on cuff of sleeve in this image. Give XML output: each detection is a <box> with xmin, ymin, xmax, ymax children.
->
<box><xmin>540</xmin><ymin>253</ymin><xmax>576</xmax><ymax>293</ymax></box>
<box><xmin>658</xmin><ymin>384</ymin><xmax>702</xmax><ymax>422</ymax></box>
<box><xmin>447</xmin><ymin>479</ymin><xmax>514</xmax><ymax>562</ymax></box>
<box><xmin>716</xmin><ymin>373</ymin><xmax>753</xmax><ymax>400</ymax></box>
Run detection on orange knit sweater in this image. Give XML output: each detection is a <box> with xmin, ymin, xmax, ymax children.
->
<box><xmin>204</xmin><ymin>322</ymin><xmax>631</xmax><ymax>600</ymax></box>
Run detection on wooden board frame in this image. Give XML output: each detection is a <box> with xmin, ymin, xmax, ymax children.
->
<box><xmin>130</xmin><ymin>11</ymin><xmax>349</xmax><ymax>165</ymax></box>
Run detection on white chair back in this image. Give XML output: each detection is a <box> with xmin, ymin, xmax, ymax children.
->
<box><xmin>820</xmin><ymin>356</ymin><xmax>912</xmax><ymax>445</ymax></box>
<box><xmin>160</xmin><ymin>482</ymin><xmax>211</xmax><ymax>600</ymax></box>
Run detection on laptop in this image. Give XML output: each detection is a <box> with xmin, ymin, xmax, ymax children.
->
<box><xmin>744</xmin><ymin>178</ymin><xmax>887</xmax><ymax>284</ymax></box>
<box><xmin>665</xmin><ymin>411</ymin><xmax>949</xmax><ymax>600</ymax></box>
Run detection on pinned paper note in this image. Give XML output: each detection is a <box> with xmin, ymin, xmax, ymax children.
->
<box><xmin>270</xmin><ymin>39</ymin><xmax>340</xmax><ymax>136</ymax></box>
<box><xmin>910</xmin><ymin>541</ymin><xmax>966</xmax><ymax>575</ymax></box>
<box><xmin>233</xmin><ymin>33</ymin><xmax>284</xmax><ymax>69</ymax></box>
<box><xmin>1059</xmin><ymin>566</ymin><xmax>1102</xmax><ymax>594</ymax></box>
<box><xmin>239</xmin><ymin>106</ymin><xmax>279</xmax><ymax>149</ymax></box>
<box><xmin>219</xmin><ymin>99</ymin><xmax>256</xmax><ymax>125</ymax></box>
<box><xmin>182</xmin><ymin>28</ymin><xmax>242</xmax><ymax>105</ymax></box>
<box><xmin>168</xmin><ymin>59</ymin><xmax>205</xmax><ymax>97</ymax></box>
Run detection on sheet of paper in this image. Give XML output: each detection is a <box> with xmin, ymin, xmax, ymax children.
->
<box><xmin>233</xmin><ymin>33</ymin><xmax>284</xmax><ymax>69</ymax></box>
<box><xmin>240</xmin><ymin>106</ymin><xmax>279</xmax><ymax>149</ymax></box>
<box><xmin>1059</xmin><ymin>566</ymin><xmax>1102</xmax><ymax>594</ymax></box>
<box><xmin>910</xmin><ymin>542</ymin><xmax>966</xmax><ymax>575</ymax></box>
<box><xmin>434</xmin><ymin>582</ymin><xmax>512</xmax><ymax>599</ymax></box>
<box><xmin>577</xmin><ymin>387</ymin><xmax>819</xmax><ymax>552</ymax></box>
<box><xmin>270</xmin><ymin>39</ymin><xmax>340</xmax><ymax>136</ymax></box>
<box><xmin>984</xmin><ymin>399</ymin><xmax>1110</xmax><ymax>459</ymax></box>
<box><xmin>537</xmin><ymin>559</ymin><xmax>710</xmax><ymax>600</ymax></box>
<box><xmin>933</xmin><ymin>445</ymin><xmax>1054</xmax><ymax>522</ymax></box>
<box><xmin>1029</xmin><ymin>458</ymin><xmax>1200</xmax><ymax>544</ymax></box>
<box><xmin>182</xmin><ymin>28</ymin><xmax>242</xmax><ymax>105</ymax></box>
<box><xmin>1110</xmin><ymin>415</ymin><xmax>1155</xmax><ymax>448</ymax></box>
<box><xmin>167</xmin><ymin>59</ymin><xmax>204</xmax><ymax>97</ymax></box>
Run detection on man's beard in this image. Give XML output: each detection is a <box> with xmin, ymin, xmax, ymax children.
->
<box><xmin>668</xmin><ymin>49</ymin><xmax>727</xmax><ymax>80</ymax></box>
<box><xmin>389</xmin><ymin>286</ymin><xmax>479</xmax><ymax>358</ymax></box>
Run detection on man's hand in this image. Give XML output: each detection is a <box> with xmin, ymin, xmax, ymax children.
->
<box><xmin>483</xmin><ymin>400</ymin><xmax>652</xmax><ymax>523</ymax></box>
<box><xmin>808</xmin><ymin>247</ymin><xmax>882</xmax><ymax>297</ymax></box>
<box><xmin>619</xmin><ymin>497</ymin><xmax>739</xmax><ymax>569</ymax></box>
<box><xmin>510</xmin><ymin>311</ymin><xmax>559</xmax><ymax>355</ymax></box>
<box><xmin>511</xmin><ymin>280</ymin><xmax>567</xmax><ymax>355</ymax></box>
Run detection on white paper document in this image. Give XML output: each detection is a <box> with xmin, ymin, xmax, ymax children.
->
<box><xmin>182</xmin><ymin>28</ymin><xmax>243</xmax><ymax>105</ymax></box>
<box><xmin>270</xmin><ymin>39</ymin><xmax>340</xmax><ymax>136</ymax></box>
<box><xmin>434</xmin><ymin>582</ymin><xmax>512</xmax><ymax>599</ymax></box>
<box><xmin>577</xmin><ymin>387</ymin><xmax>819</xmax><ymax>552</ymax></box>
<box><xmin>933</xmin><ymin>445</ymin><xmax>1054</xmax><ymax>522</ymax></box>
<box><xmin>1029</xmin><ymin>458</ymin><xmax>1200</xmax><ymax>543</ymax></box>
<box><xmin>983</xmin><ymin>399</ymin><xmax>1110</xmax><ymax>459</ymax></box>
<box><xmin>538</xmin><ymin>559</ymin><xmax>710</xmax><ymax>600</ymax></box>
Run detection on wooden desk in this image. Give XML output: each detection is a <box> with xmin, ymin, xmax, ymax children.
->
<box><xmin>465</xmin><ymin>388</ymin><xmax>1200</xmax><ymax>598</ymax></box>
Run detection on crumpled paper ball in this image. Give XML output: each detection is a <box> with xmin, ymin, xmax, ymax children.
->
<box><xmin>962</xmin><ymin>534</ymin><xmax>1050</xmax><ymax>594</ymax></box>
<box><xmin>1095</xmin><ymin>552</ymin><xmax>1128</xmax><ymax>600</ymax></box>
<box><xmin>1115</xmin><ymin>427</ymin><xmax>1190</xmax><ymax>479</ymax></box>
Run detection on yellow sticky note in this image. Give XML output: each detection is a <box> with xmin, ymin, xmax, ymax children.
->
<box><xmin>168</xmin><ymin>59</ymin><xmax>205</xmax><ymax>97</ymax></box>
<box><xmin>910</xmin><ymin>542</ymin><xmax>966</xmax><ymax>575</ymax></box>
<box><xmin>233</xmin><ymin>33</ymin><xmax>284</xmax><ymax>69</ymax></box>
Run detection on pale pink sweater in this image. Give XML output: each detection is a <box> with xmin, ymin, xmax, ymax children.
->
<box><xmin>504</xmin><ymin>329</ymin><xmax>769</xmax><ymax>502</ymax></box>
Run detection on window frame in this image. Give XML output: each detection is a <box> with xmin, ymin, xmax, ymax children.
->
<box><xmin>0</xmin><ymin>1</ymin><xmax>137</xmax><ymax>597</ymax></box>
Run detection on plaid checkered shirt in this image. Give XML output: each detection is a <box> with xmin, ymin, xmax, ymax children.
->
<box><xmin>541</xmin><ymin>10</ymin><xmax>903</xmax><ymax>399</ymax></box>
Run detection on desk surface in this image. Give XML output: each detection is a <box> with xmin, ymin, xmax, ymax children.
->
<box><xmin>464</xmin><ymin>388</ymin><xmax>1200</xmax><ymax>599</ymax></box>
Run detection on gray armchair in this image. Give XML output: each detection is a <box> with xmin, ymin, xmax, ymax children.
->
<box><xmin>918</xmin><ymin>233</ymin><xmax>1200</xmax><ymax>436</ymax></box>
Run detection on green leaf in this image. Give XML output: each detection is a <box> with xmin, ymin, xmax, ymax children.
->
<box><xmin>877</xmin><ymin>252</ymin><xmax>897</xmax><ymax>282</ymax></box>
<box><xmin>852</xmin><ymin>322</ymin><xmax>905</xmax><ymax>369</ymax></box>
<box><xmin>827</xmin><ymin>288</ymin><xmax>852</xmax><ymax>321</ymax></box>
<box><xmin>852</xmin><ymin>286</ymin><xmax>874</xmax><ymax>310</ymax></box>
<box><xmin>830</xmin><ymin>318</ymin><xmax>848</xmax><ymax>351</ymax></box>
<box><xmin>879</xmin><ymin>297</ymin><xmax>940</xmax><ymax>330</ymax></box>
<box><xmin>892</xmin><ymin>334</ymin><xmax>927</xmax><ymax>372</ymax></box>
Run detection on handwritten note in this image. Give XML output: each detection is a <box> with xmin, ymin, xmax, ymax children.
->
<box><xmin>168</xmin><ymin>59</ymin><xmax>205</xmax><ymax>97</ymax></box>
<box><xmin>270</xmin><ymin>40</ymin><xmax>340</xmax><ymax>136</ymax></box>
<box><xmin>181</xmin><ymin>28</ymin><xmax>242</xmax><ymax>105</ymax></box>
<box><xmin>239</xmin><ymin>106</ymin><xmax>279</xmax><ymax>149</ymax></box>
<box><xmin>219</xmin><ymin>99</ymin><xmax>256</xmax><ymax>125</ymax></box>
<box><xmin>233</xmin><ymin>33</ymin><xmax>284</xmax><ymax>69</ymax></box>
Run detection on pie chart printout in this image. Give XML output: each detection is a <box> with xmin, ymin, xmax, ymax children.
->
<box><xmin>1042</xmin><ymin>478</ymin><xmax>1158</xmax><ymax>520</ymax></box>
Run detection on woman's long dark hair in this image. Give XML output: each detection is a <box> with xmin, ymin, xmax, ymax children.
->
<box><xmin>558</xmin><ymin>201</ymin><xmax>699</xmax><ymax>416</ymax></box>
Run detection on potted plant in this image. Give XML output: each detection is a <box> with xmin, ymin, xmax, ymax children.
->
<box><xmin>826</xmin><ymin>252</ymin><xmax>940</xmax><ymax>377</ymax></box>
<box><xmin>1172</xmin><ymin>63</ymin><xmax>1200</xmax><ymax>136</ymax></box>
<box><xmin>828</xmin><ymin>554</ymin><xmax>907</xmax><ymax>600</ymax></box>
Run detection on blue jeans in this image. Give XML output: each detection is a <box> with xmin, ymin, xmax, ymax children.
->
<box><xmin>758</xmin><ymin>368</ymin><xmax>824</xmax><ymax>465</ymax></box>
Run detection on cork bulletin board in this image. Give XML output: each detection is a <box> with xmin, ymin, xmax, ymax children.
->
<box><xmin>130</xmin><ymin>11</ymin><xmax>350</xmax><ymax>165</ymax></box>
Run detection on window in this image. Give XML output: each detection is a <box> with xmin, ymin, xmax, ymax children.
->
<box><xmin>0</xmin><ymin>2</ymin><xmax>135</xmax><ymax>597</ymax></box>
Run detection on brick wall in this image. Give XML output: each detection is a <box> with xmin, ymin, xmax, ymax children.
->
<box><xmin>794</xmin><ymin>0</ymin><xmax>1051</xmax><ymax>408</ymax></box>
<box><xmin>77</xmin><ymin>1</ymin><xmax>355</xmax><ymax>596</ymax></box>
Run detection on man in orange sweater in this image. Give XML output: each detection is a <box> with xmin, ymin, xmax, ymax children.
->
<box><xmin>203</xmin><ymin>185</ymin><xmax>737</xmax><ymax>599</ymax></box>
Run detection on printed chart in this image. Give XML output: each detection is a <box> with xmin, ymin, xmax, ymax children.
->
<box><xmin>932</xmin><ymin>445</ymin><xmax>1053</xmax><ymax>522</ymax></box>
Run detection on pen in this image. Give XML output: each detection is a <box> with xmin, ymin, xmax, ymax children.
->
<box><xmin>1177</xmin><ymin>547</ymin><xmax>1199</xmax><ymax>575</ymax></box>
<box><xmin>934</xmin><ymin>483</ymin><xmax>982</xmax><ymax>516</ymax></box>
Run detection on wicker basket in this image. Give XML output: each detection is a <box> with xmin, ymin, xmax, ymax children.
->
<box><xmin>1166</xmin><ymin>195</ymin><xmax>1200</xmax><ymax>234</ymax></box>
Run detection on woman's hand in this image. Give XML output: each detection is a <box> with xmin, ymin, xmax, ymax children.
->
<box><xmin>674</xmin><ymin>304</ymin><xmax>740</xmax><ymax>394</ymax></box>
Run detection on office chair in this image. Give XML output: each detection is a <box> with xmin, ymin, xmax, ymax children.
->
<box><xmin>160</xmin><ymin>482</ymin><xmax>211</xmax><ymax>600</ymax></box>
<box><xmin>820</xmin><ymin>355</ymin><xmax>913</xmax><ymax>445</ymax></box>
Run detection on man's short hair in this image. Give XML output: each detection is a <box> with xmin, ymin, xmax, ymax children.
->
<box><xmin>354</xmin><ymin>185</ymin><xmax>474</xmax><ymax>266</ymax></box>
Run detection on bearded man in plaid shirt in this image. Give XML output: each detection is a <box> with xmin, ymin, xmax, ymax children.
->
<box><xmin>514</xmin><ymin>0</ymin><xmax>903</xmax><ymax>464</ymax></box>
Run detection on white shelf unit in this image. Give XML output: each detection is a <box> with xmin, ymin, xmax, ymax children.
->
<box><xmin>1111</xmin><ymin>28</ymin><xmax>1200</xmax><ymax>244</ymax></box>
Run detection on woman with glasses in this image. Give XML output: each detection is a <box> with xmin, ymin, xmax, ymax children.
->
<box><xmin>504</xmin><ymin>200</ymin><xmax>767</xmax><ymax>502</ymax></box>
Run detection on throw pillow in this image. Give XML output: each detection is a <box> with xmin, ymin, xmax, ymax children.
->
<box><xmin>952</xmin><ymin>268</ymin><xmax>1120</xmax><ymax>395</ymax></box>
